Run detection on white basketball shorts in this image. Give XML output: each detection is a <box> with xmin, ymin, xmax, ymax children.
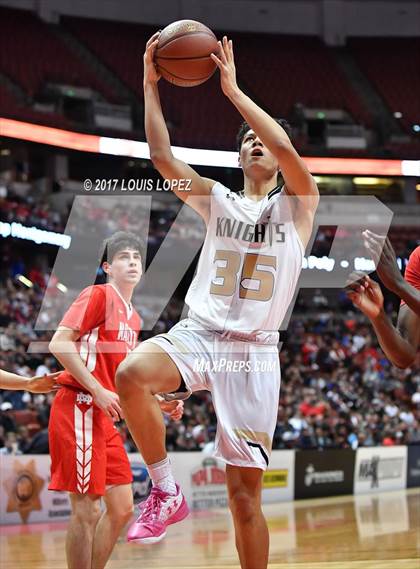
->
<box><xmin>146</xmin><ymin>318</ymin><xmax>280</xmax><ymax>470</ymax></box>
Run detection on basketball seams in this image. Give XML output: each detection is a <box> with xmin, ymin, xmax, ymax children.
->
<box><xmin>156</xmin><ymin>54</ymin><xmax>215</xmax><ymax>62</ymax></box>
<box><xmin>155</xmin><ymin>20</ymin><xmax>218</xmax><ymax>86</ymax></box>
<box><xmin>157</xmin><ymin>30</ymin><xmax>217</xmax><ymax>51</ymax></box>
<box><xmin>157</xmin><ymin>62</ymin><xmax>214</xmax><ymax>86</ymax></box>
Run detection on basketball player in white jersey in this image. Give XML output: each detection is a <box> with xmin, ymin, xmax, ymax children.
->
<box><xmin>116</xmin><ymin>34</ymin><xmax>319</xmax><ymax>569</ymax></box>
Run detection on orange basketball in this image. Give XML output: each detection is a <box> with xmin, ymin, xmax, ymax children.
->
<box><xmin>155</xmin><ymin>20</ymin><xmax>218</xmax><ymax>87</ymax></box>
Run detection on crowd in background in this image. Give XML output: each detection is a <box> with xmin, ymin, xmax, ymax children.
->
<box><xmin>1</xmin><ymin>262</ymin><xmax>419</xmax><ymax>456</ymax></box>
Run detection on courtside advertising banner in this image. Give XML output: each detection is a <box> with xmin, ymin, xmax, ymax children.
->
<box><xmin>130</xmin><ymin>450</ymin><xmax>294</xmax><ymax>509</ymax></box>
<box><xmin>354</xmin><ymin>446</ymin><xmax>407</xmax><ymax>495</ymax></box>
<box><xmin>129</xmin><ymin>451</ymin><xmax>229</xmax><ymax>510</ymax></box>
<box><xmin>406</xmin><ymin>445</ymin><xmax>420</xmax><ymax>488</ymax></box>
<box><xmin>262</xmin><ymin>450</ymin><xmax>295</xmax><ymax>503</ymax></box>
<box><xmin>0</xmin><ymin>455</ymin><xmax>71</xmax><ymax>525</ymax></box>
<box><xmin>294</xmin><ymin>449</ymin><xmax>355</xmax><ymax>499</ymax></box>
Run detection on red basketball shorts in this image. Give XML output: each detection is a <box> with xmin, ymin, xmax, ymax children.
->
<box><xmin>48</xmin><ymin>387</ymin><xmax>132</xmax><ymax>495</ymax></box>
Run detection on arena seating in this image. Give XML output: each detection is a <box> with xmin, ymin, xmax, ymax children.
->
<box><xmin>1</xmin><ymin>10</ymin><xmax>418</xmax><ymax>156</ymax></box>
<box><xmin>0</xmin><ymin>192</ymin><xmax>418</xmax><ymax>454</ymax></box>
<box><xmin>229</xmin><ymin>32</ymin><xmax>372</xmax><ymax>127</ymax></box>
<box><xmin>349</xmin><ymin>38</ymin><xmax>420</xmax><ymax>134</ymax></box>
<box><xmin>0</xmin><ymin>84</ymin><xmax>72</xmax><ymax>129</ymax></box>
<box><xmin>64</xmin><ymin>18</ymin><xmax>373</xmax><ymax>148</ymax></box>
<box><xmin>0</xmin><ymin>8</ymin><xmax>118</xmax><ymax>103</ymax></box>
<box><xmin>63</xmin><ymin>16</ymin><xmax>241</xmax><ymax>149</ymax></box>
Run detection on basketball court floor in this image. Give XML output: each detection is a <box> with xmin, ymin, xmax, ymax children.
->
<box><xmin>1</xmin><ymin>488</ymin><xmax>418</xmax><ymax>568</ymax></box>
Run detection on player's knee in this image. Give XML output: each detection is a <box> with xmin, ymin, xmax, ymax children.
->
<box><xmin>72</xmin><ymin>497</ymin><xmax>101</xmax><ymax>526</ymax></box>
<box><xmin>107</xmin><ymin>501</ymin><xmax>134</xmax><ymax>526</ymax></box>
<box><xmin>229</xmin><ymin>489</ymin><xmax>259</xmax><ymax>524</ymax></box>
<box><xmin>116</xmin><ymin>358</ymin><xmax>148</xmax><ymax>396</ymax></box>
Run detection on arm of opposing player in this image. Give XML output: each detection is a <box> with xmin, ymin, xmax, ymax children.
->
<box><xmin>363</xmin><ymin>233</ymin><xmax>420</xmax><ymax>316</ymax></box>
<box><xmin>0</xmin><ymin>370</ymin><xmax>60</xmax><ymax>392</ymax></box>
<box><xmin>395</xmin><ymin>280</ymin><xmax>420</xmax><ymax>317</ymax></box>
<box><xmin>143</xmin><ymin>37</ymin><xmax>215</xmax><ymax>222</ymax></box>
<box><xmin>346</xmin><ymin>272</ymin><xmax>417</xmax><ymax>369</ymax></box>
<box><xmin>394</xmin><ymin>305</ymin><xmax>420</xmax><ymax>366</ymax></box>
<box><xmin>369</xmin><ymin>308</ymin><xmax>418</xmax><ymax>369</ymax></box>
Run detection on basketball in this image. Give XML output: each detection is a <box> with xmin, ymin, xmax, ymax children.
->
<box><xmin>155</xmin><ymin>20</ymin><xmax>218</xmax><ymax>87</ymax></box>
<box><xmin>1</xmin><ymin>5</ymin><xmax>419</xmax><ymax>569</ymax></box>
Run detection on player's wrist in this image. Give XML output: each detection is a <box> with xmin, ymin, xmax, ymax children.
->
<box><xmin>226</xmin><ymin>85</ymin><xmax>242</xmax><ymax>102</ymax></box>
<box><xmin>90</xmin><ymin>383</ymin><xmax>103</xmax><ymax>398</ymax></box>
<box><xmin>371</xmin><ymin>307</ymin><xmax>387</xmax><ymax>325</ymax></box>
<box><xmin>391</xmin><ymin>275</ymin><xmax>408</xmax><ymax>296</ymax></box>
<box><xmin>143</xmin><ymin>77</ymin><xmax>158</xmax><ymax>89</ymax></box>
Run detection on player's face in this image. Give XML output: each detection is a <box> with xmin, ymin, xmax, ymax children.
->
<box><xmin>106</xmin><ymin>248</ymin><xmax>142</xmax><ymax>287</ymax></box>
<box><xmin>238</xmin><ymin>129</ymin><xmax>279</xmax><ymax>179</ymax></box>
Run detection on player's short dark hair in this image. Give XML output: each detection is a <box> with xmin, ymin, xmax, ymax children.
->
<box><xmin>102</xmin><ymin>231</ymin><xmax>144</xmax><ymax>263</ymax></box>
<box><xmin>236</xmin><ymin>119</ymin><xmax>292</xmax><ymax>151</ymax></box>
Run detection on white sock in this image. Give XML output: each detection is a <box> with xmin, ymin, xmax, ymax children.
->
<box><xmin>148</xmin><ymin>457</ymin><xmax>177</xmax><ymax>495</ymax></box>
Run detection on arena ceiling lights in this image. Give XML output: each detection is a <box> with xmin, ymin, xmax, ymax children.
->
<box><xmin>1</xmin><ymin>118</ymin><xmax>419</xmax><ymax>177</ymax></box>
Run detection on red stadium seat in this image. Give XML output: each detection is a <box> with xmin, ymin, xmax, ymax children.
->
<box><xmin>349</xmin><ymin>38</ymin><xmax>420</xmax><ymax>134</ymax></box>
<box><xmin>0</xmin><ymin>8</ymin><xmax>119</xmax><ymax>104</ymax></box>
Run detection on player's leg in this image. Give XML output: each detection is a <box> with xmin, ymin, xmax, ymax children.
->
<box><xmin>116</xmin><ymin>341</ymin><xmax>182</xmax><ymax>465</ymax></box>
<box><xmin>208</xmin><ymin>340</ymin><xmax>279</xmax><ymax>568</ymax></box>
<box><xmin>66</xmin><ymin>492</ymin><xmax>102</xmax><ymax>569</ymax></box>
<box><xmin>91</xmin><ymin>422</ymin><xmax>134</xmax><ymax>568</ymax></box>
<box><xmin>117</xmin><ymin>339</ymin><xmax>191</xmax><ymax>543</ymax></box>
<box><xmin>118</xmin><ymin>325</ymin><xmax>209</xmax><ymax>543</ymax></box>
<box><xmin>48</xmin><ymin>389</ymin><xmax>112</xmax><ymax>566</ymax></box>
<box><xmin>226</xmin><ymin>465</ymin><xmax>268</xmax><ymax>569</ymax></box>
<box><xmin>91</xmin><ymin>484</ymin><xmax>133</xmax><ymax>569</ymax></box>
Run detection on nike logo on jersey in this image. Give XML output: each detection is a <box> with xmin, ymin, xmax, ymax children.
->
<box><xmin>216</xmin><ymin>217</ymin><xmax>285</xmax><ymax>245</ymax></box>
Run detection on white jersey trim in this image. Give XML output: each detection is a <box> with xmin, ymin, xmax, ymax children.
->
<box><xmin>80</xmin><ymin>327</ymin><xmax>99</xmax><ymax>373</ymax></box>
<box><xmin>108</xmin><ymin>283</ymin><xmax>133</xmax><ymax>319</ymax></box>
<box><xmin>74</xmin><ymin>405</ymin><xmax>93</xmax><ymax>494</ymax></box>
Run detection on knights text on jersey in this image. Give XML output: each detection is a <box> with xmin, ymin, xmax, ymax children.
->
<box><xmin>185</xmin><ymin>182</ymin><xmax>304</xmax><ymax>343</ymax></box>
<box><xmin>57</xmin><ymin>283</ymin><xmax>141</xmax><ymax>392</ymax></box>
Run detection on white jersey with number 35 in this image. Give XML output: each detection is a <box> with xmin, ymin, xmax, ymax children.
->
<box><xmin>185</xmin><ymin>182</ymin><xmax>304</xmax><ymax>344</ymax></box>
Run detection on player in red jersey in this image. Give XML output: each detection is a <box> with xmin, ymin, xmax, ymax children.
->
<box><xmin>48</xmin><ymin>232</ymin><xmax>183</xmax><ymax>569</ymax></box>
<box><xmin>363</xmin><ymin>231</ymin><xmax>420</xmax><ymax>316</ymax></box>
<box><xmin>347</xmin><ymin>233</ymin><xmax>420</xmax><ymax>369</ymax></box>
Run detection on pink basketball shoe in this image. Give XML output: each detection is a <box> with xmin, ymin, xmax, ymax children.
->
<box><xmin>127</xmin><ymin>484</ymin><xmax>189</xmax><ymax>544</ymax></box>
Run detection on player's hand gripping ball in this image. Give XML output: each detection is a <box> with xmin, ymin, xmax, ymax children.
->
<box><xmin>154</xmin><ymin>20</ymin><xmax>219</xmax><ymax>86</ymax></box>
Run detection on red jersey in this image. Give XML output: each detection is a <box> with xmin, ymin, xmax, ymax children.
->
<box><xmin>401</xmin><ymin>246</ymin><xmax>420</xmax><ymax>306</ymax></box>
<box><xmin>57</xmin><ymin>283</ymin><xmax>141</xmax><ymax>392</ymax></box>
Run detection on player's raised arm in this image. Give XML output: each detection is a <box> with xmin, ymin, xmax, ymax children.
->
<box><xmin>143</xmin><ymin>32</ymin><xmax>215</xmax><ymax>222</ymax></box>
<box><xmin>211</xmin><ymin>36</ymin><xmax>319</xmax><ymax>215</ymax></box>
